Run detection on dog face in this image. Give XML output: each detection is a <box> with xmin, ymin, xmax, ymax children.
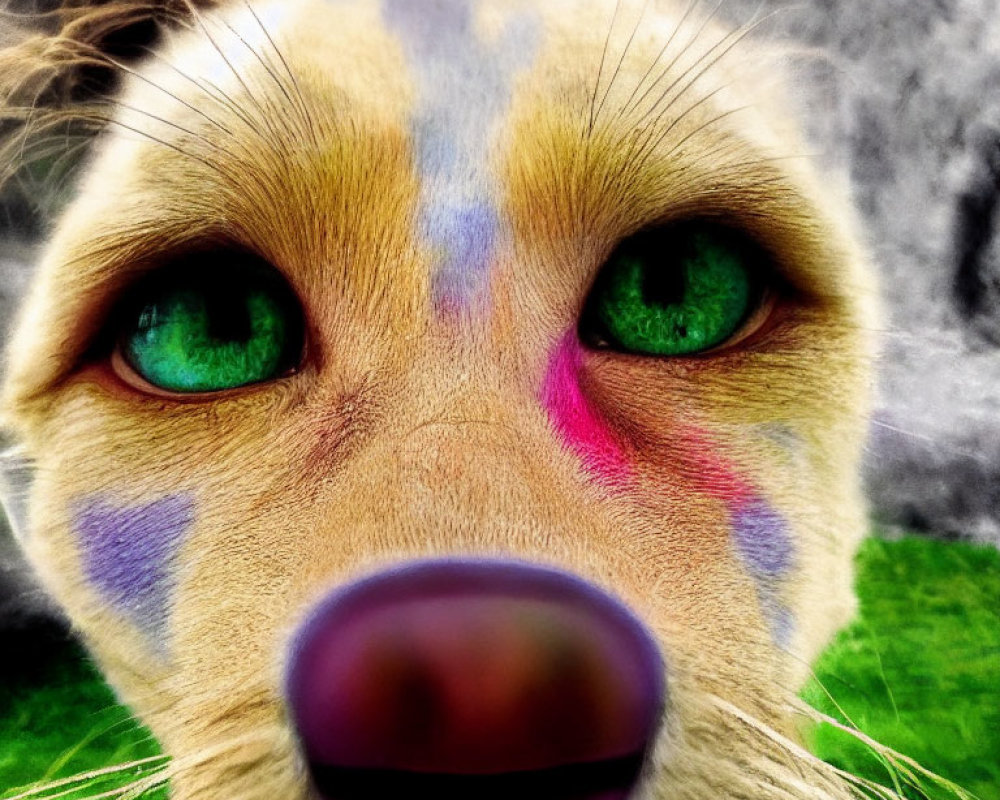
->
<box><xmin>1</xmin><ymin>0</ymin><xmax>876</xmax><ymax>797</ymax></box>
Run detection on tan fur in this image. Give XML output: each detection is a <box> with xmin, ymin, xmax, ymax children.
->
<box><xmin>1</xmin><ymin>1</ymin><xmax>878</xmax><ymax>797</ymax></box>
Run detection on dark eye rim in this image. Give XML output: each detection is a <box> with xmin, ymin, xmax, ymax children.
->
<box><xmin>104</xmin><ymin>247</ymin><xmax>307</xmax><ymax>398</ymax></box>
<box><xmin>578</xmin><ymin>220</ymin><xmax>781</xmax><ymax>358</ymax></box>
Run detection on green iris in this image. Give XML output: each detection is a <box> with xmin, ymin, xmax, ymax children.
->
<box><xmin>583</xmin><ymin>224</ymin><xmax>761</xmax><ymax>356</ymax></box>
<box><xmin>119</xmin><ymin>257</ymin><xmax>303</xmax><ymax>393</ymax></box>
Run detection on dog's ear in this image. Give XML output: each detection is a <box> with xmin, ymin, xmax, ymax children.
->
<box><xmin>0</xmin><ymin>1</ymin><xmax>216</xmax><ymax>231</ymax></box>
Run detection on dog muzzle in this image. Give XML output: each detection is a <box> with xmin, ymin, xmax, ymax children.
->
<box><xmin>285</xmin><ymin>559</ymin><xmax>666</xmax><ymax>800</ymax></box>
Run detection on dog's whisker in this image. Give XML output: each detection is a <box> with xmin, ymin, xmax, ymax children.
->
<box><xmin>133</xmin><ymin>5</ymin><xmax>277</xmax><ymax>141</ymax></box>
<box><xmin>220</xmin><ymin>18</ymin><xmax>294</xmax><ymax>110</ymax></box>
<box><xmin>635</xmin><ymin>95</ymin><xmax>745</xmax><ymax>175</ymax></box>
<box><xmin>241</xmin><ymin>1</ymin><xmax>313</xmax><ymax>138</ymax></box>
<box><xmin>634</xmin><ymin>9</ymin><xmax>776</xmax><ymax>133</ymax></box>
<box><xmin>589</xmin><ymin>0</ymin><xmax>625</xmax><ymax>136</ymax></box>
<box><xmin>141</xmin><ymin>49</ymin><xmax>264</xmax><ymax>136</ymax></box>
<box><xmin>709</xmin><ymin>696</ymin><xmax>874</xmax><ymax>799</ymax></box>
<box><xmin>3</xmin><ymin>103</ymin><xmax>226</xmax><ymax>183</ymax></box>
<box><xmin>792</xmin><ymin>702</ymin><xmax>979</xmax><ymax>800</ymax></box>
<box><xmin>180</xmin><ymin>1</ymin><xmax>265</xmax><ymax>118</ymax></box>
<box><xmin>102</xmin><ymin>114</ymin><xmax>228</xmax><ymax>176</ymax></box>
<box><xmin>103</xmin><ymin>97</ymin><xmax>236</xmax><ymax>159</ymax></box>
<box><xmin>624</xmin><ymin>0</ymin><xmax>727</xmax><ymax>121</ymax></box>
<box><xmin>867</xmin><ymin>418</ymin><xmax>939</xmax><ymax>445</ymax></box>
<box><xmin>621</xmin><ymin>0</ymin><xmax>701</xmax><ymax>118</ymax></box>
<box><xmin>593</xmin><ymin>0</ymin><xmax>654</xmax><ymax>130</ymax></box>
<box><xmin>863</xmin><ymin>422</ymin><xmax>997</xmax><ymax>464</ymax></box>
<box><xmin>204</xmin><ymin>15</ymin><xmax>294</xmax><ymax>143</ymax></box>
<box><xmin>0</xmin><ymin>757</ymin><xmax>170</xmax><ymax>800</ymax></box>
<box><xmin>107</xmin><ymin>52</ymin><xmax>237</xmax><ymax>137</ymax></box>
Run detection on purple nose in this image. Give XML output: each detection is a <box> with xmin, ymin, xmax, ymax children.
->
<box><xmin>285</xmin><ymin>560</ymin><xmax>666</xmax><ymax>800</ymax></box>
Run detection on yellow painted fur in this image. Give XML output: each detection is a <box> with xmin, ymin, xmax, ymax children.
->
<box><xmin>1</xmin><ymin>1</ymin><xmax>878</xmax><ymax>797</ymax></box>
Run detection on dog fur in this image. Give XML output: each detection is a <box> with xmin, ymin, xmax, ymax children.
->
<box><xmin>0</xmin><ymin>1</ymin><xmax>878</xmax><ymax>797</ymax></box>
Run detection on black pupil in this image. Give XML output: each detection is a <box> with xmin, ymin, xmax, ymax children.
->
<box><xmin>628</xmin><ymin>232</ymin><xmax>693</xmax><ymax>309</ymax></box>
<box><xmin>640</xmin><ymin>261</ymin><xmax>687</xmax><ymax>308</ymax></box>
<box><xmin>202</xmin><ymin>283</ymin><xmax>253</xmax><ymax>343</ymax></box>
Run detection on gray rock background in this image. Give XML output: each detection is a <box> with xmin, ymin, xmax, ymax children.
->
<box><xmin>0</xmin><ymin>0</ymin><xmax>998</xmax><ymax>644</ymax></box>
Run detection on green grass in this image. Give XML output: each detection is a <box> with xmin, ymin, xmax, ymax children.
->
<box><xmin>0</xmin><ymin>644</ymin><xmax>166</xmax><ymax>799</ymax></box>
<box><xmin>802</xmin><ymin>537</ymin><xmax>1000</xmax><ymax>800</ymax></box>
<box><xmin>0</xmin><ymin>536</ymin><xmax>997</xmax><ymax>799</ymax></box>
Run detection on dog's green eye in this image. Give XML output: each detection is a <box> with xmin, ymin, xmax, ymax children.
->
<box><xmin>118</xmin><ymin>255</ymin><xmax>304</xmax><ymax>393</ymax></box>
<box><xmin>581</xmin><ymin>224</ymin><xmax>765</xmax><ymax>356</ymax></box>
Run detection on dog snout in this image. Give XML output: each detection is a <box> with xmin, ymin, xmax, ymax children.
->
<box><xmin>285</xmin><ymin>559</ymin><xmax>666</xmax><ymax>800</ymax></box>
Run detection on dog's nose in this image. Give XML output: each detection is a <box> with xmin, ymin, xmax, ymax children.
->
<box><xmin>285</xmin><ymin>560</ymin><xmax>665</xmax><ymax>800</ymax></box>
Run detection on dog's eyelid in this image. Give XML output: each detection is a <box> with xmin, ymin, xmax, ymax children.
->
<box><xmin>594</xmin><ymin>206</ymin><xmax>807</xmax><ymax>289</ymax></box>
<box><xmin>577</xmin><ymin>220</ymin><xmax>790</xmax><ymax>358</ymax></box>
<box><xmin>131</xmin><ymin>268</ymin><xmax>299</xmax><ymax>389</ymax></box>
<box><xmin>95</xmin><ymin>243</ymin><xmax>299</xmax><ymax>327</ymax></box>
<box><xmin>77</xmin><ymin>246</ymin><xmax>309</xmax><ymax>398</ymax></box>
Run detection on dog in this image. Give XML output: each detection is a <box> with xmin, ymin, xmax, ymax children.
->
<box><xmin>0</xmin><ymin>1</ymin><xmax>879</xmax><ymax>797</ymax></box>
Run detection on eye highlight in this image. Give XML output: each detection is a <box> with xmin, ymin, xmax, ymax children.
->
<box><xmin>113</xmin><ymin>252</ymin><xmax>305</xmax><ymax>394</ymax></box>
<box><xmin>580</xmin><ymin>223</ymin><xmax>768</xmax><ymax>357</ymax></box>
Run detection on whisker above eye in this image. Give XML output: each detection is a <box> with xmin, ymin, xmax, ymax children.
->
<box><xmin>104</xmin><ymin>53</ymin><xmax>237</xmax><ymax>137</ymax></box>
<box><xmin>217</xmin><ymin>10</ymin><xmax>323</xmax><ymax>150</ymax></box>
<box><xmin>147</xmin><ymin>51</ymin><xmax>266</xmax><ymax>136</ymax></box>
<box><xmin>104</xmin><ymin>97</ymin><xmax>237</xmax><ymax>159</ymax></box>
<box><xmin>633</xmin><ymin>7</ymin><xmax>778</xmax><ymax>133</ymax></box>
<box><xmin>241</xmin><ymin>1</ymin><xmax>319</xmax><ymax>145</ymax></box>
<box><xmin>624</xmin><ymin>0</ymin><xmax>727</xmax><ymax>120</ymax></box>
<box><xmin>182</xmin><ymin>8</ymin><xmax>277</xmax><ymax>137</ymax></box>
<box><xmin>593</xmin><ymin>0</ymin><xmax>655</xmax><ymax>130</ymax></box>
<box><xmin>182</xmin><ymin>0</ymin><xmax>296</xmax><ymax>149</ymax></box>
<box><xmin>627</xmin><ymin>84</ymin><xmax>731</xmax><ymax>171</ymax></box>
<box><xmin>221</xmin><ymin>20</ymin><xmax>293</xmax><ymax>105</ymax></box>
<box><xmin>589</xmin><ymin>0</ymin><xmax>625</xmax><ymax>135</ymax></box>
<box><xmin>621</xmin><ymin>0</ymin><xmax>701</xmax><ymax>118</ymax></box>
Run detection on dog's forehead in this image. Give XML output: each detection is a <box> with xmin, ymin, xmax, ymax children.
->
<box><xmin>173</xmin><ymin>0</ymin><xmax>583</xmax><ymax>134</ymax></box>
<box><xmin>92</xmin><ymin>0</ymin><xmax>784</xmax><ymax>294</ymax></box>
<box><xmin>5</xmin><ymin>0</ymin><xmax>872</xmax><ymax>410</ymax></box>
<box><xmin>376</xmin><ymin>0</ymin><xmax>543</xmax><ymax>305</ymax></box>
<box><xmin>84</xmin><ymin>0</ymin><xmax>570</xmax><ymax>306</ymax></box>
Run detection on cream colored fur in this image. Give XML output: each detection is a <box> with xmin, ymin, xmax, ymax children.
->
<box><xmin>1</xmin><ymin>1</ymin><xmax>879</xmax><ymax>797</ymax></box>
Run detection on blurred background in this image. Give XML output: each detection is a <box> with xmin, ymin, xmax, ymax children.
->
<box><xmin>0</xmin><ymin>0</ymin><xmax>998</xmax><ymax>661</ymax></box>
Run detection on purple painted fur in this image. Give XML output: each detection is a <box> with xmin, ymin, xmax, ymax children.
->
<box><xmin>73</xmin><ymin>494</ymin><xmax>195</xmax><ymax>635</ymax></box>
<box><xmin>382</xmin><ymin>0</ymin><xmax>539</xmax><ymax>308</ymax></box>
<box><xmin>730</xmin><ymin>498</ymin><xmax>795</xmax><ymax>646</ymax></box>
<box><xmin>731</xmin><ymin>498</ymin><xmax>794</xmax><ymax>578</ymax></box>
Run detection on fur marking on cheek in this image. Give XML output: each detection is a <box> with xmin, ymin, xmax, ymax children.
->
<box><xmin>678</xmin><ymin>430</ymin><xmax>795</xmax><ymax>578</ymax></box>
<box><xmin>678</xmin><ymin>430</ymin><xmax>796</xmax><ymax>643</ymax></box>
<box><xmin>382</xmin><ymin>0</ymin><xmax>540</xmax><ymax>308</ymax></box>
<box><xmin>729</xmin><ymin>497</ymin><xmax>796</xmax><ymax>647</ymax></box>
<box><xmin>765</xmin><ymin>601</ymin><xmax>796</xmax><ymax>650</ymax></box>
<box><xmin>731</xmin><ymin>497</ymin><xmax>793</xmax><ymax>578</ymax></box>
<box><xmin>73</xmin><ymin>494</ymin><xmax>195</xmax><ymax>635</ymax></box>
<box><xmin>541</xmin><ymin>334</ymin><xmax>632</xmax><ymax>486</ymax></box>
